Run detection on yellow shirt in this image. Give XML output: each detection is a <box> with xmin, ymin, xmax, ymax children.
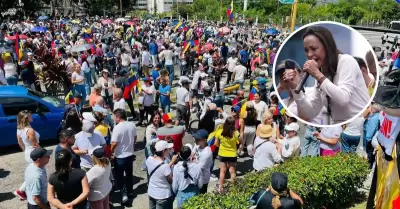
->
<box><xmin>216</xmin><ymin>129</ymin><xmax>239</xmax><ymax>157</ymax></box>
<box><xmin>95</xmin><ymin>124</ymin><xmax>109</xmax><ymax>137</ymax></box>
<box><xmin>368</xmin><ymin>85</ymin><xmax>375</xmax><ymax>97</ymax></box>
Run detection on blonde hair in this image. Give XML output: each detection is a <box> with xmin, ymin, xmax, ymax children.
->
<box><xmin>269</xmin><ymin>186</ymin><xmax>288</xmax><ymax>209</ymax></box>
<box><xmin>17</xmin><ymin>110</ymin><xmax>31</xmax><ymax>130</ymax></box>
<box><xmin>92</xmin><ymin>155</ymin><xmax>110</xmax><ymax>167</ymax></box>
<box><xmin>261</xmin><ymin>111</ymin><xmax>273</xmax><ymax>125</ymax></box>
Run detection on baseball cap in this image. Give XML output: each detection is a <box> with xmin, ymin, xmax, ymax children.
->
<box><xmin>81</xmin><ymin>54</ymin><xmax>87</xmax><ymax>59</ymax></box>
<box><xmin>181</xmin><ymin>79</ymin><xmax>192</xmax><ymax>85</ymax></box>
<box><xmin>90</xmin><ymin>146</ymin><xmax>106</xmax><ymax>158</ymax></box>
<box><xmin>30</xmin><ymin>147</ymin><xmax>53</xmax><ymax>161</ymax></box>
<box><xmin>143</xmin><ymin>77</ymin><xmax>151</xmax><ymax>82</ymax></box>
<box><xmin>192</xmin><ymin>129</ymin><xmax>209</xmax><ymax>140</ymax></box>
<box><xmin>155</xmin><ymin>140</ymin><xmax>174</xmax><ymax>152</ymax></box>
<box><xmin>82</xmin><ymin>112</ymin><xmax>97</xmax><ymax>122</ymax></box>
<box><xmin>271</xmin><ymin>172</ymin><xmax>288</xmax><ymax>193</ymax></box>
<box><xmin>258</xmin><ymin>78</ymin><xmax>267</xmax><ymax>85</ymax></box>
<box><xmin>73</xmin><ymin>94</ymin><xmax>83</xmax><ymax>99</ymax></box>
<box><xmin>162</xmin><ymin>113</ymin><xmax>172</xmax><ymax>123</ymax></box>
<box><xmin>246</xmin><ymin>102</ymin><xmax>254</xmax><ymax>108</ymax></box>
<box><xmin>285</xmin><ymin>122</ymin><xmax>299</xmax><ymax>132</ymax></box>
<box><xmin>82</xmin><ymin>120</ymin><xmax>95</xmax><ymax>137</ymax></box>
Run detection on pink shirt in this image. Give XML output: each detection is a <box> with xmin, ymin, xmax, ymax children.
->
<box><xmin>251</xmin><ymin>57</ymin><xmax>260</xmax><ymax>71</ymax></box>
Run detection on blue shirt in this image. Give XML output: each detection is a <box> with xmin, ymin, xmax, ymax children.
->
<box><xmin>106</xmin><ymin>52</ymin><xmax>116</xmax><ymax>65</ymax></box>
<box><xmin>25</xmin><ymin>163</ymin><xmax>48</xmax><ymax>205</ymax></box>
<box><xmin>149</xmin><ymin>42</ymin><xmax>158</xmax><ymax>55</ymax></box>
<box><xmin>240</xmin><ymin>50</ymin><xmax>248</xmax><ymax>64</ymax></box>
<box><xmin>152</xmin><ymin>69</ymin><xmax>160</xmax><ymax>82</ymax></box>
<box><xmin>159</xmin><ymin>84</ymin><xmax>171</xmax><ymax>106</ymax></box>
<box><xmin>55</xmin><ymin>144</ymin><xmax>81</xmax><ymax>169</ymax></box>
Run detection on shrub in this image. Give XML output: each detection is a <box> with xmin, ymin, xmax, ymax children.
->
<box><xmin>183</xmin><ymin>154</ymin><xmax>369</xmax><ymax>209</ymax></box>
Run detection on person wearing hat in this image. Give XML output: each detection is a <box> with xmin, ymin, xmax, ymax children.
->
<box><xmin>24</xmin><ymin>147</ymin><xmax>52</xmax><ymax>209</ymax></box>
<box><xmin>191</xmin><ymin>129</ymin><xmax>214</xmax><ymax>194</ymax></box>
<box><xmin>3</xmin><ymin>52</ymin><xmax>18</xmax><ymax>85</ymax></box>
<box><xmin>48</xmin><ymin>149</ymin><xmax>89</xmax><ymax>209</ymax></box>
<box><xmin>72</xmin><ymin>112</ymin><xmax>106</xmax><ymax>172</ymax></box>
<box><xmin>146</xmin><ymin>140</ymin><xmax>177</xmax><ymax>209</ymax></box>
<box><xmin>172</xmin><ymin>145</ymin><xmax>204</xmax><ymax>208</ymax></box>
<box><xmin>175</xmin><ymin>79</ymin><xmax>192</xmax><ymax>130</ymax></box>
<box><xmin>157</xmin><ymin>113</ymin><xmax>185</xmax><ymax>154</ymax></box>
<box><xmin>249</xmin><ymin>172</ymin><xmax>303</xmax><ymax>209</ymax></box>
<box><xmin>253</xmin><ymin>111</ymin><xmax>283</xmax><ymax>171</ymax></box>
<box><xmin>97</xmin><ymin>69</ymin><xmax>114</xmax><ymax>109</ymax></box>
<box><xmin>276</xmin><ymin>122</ymin><xmax>301</xmax><ymax>161</ymax></box>
<box><xmin>86</xmin><ymin>146</ymin><xmax>112</xmax><ymax>209</ymax></box>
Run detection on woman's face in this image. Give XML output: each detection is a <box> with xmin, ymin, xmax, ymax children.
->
<box><xmin>75</xmin><ymin>65</ymin><xmax>80</xmax><ymax>72</ymax></box>
<box><xmin>254</xmin><ymin>94</ymin><xmax>260</xmax><ymax>102</ymax></box>
<box><xmin>264</xmin><ymin>117</ymin><xmax>273</xmax><ymax>125</ymax></box>
<box><xmin>28</xmin><ymin>114</ymin><xmax>33</xmax><ymax>123</ymax></box>
<box><xmin>303</xmin><ymin>34</ymin><xmax>326</xmax><ymax>68</ymax></box>
<box><xmin>153</xmin><ymin>115</ymin><xmax>160</xmax><ymax>125</ymax></box>
<box><xmin>287</xmin><ymin>130</ymin><xmax>296</xmax><ymax>138</ymax></box>
<box><xmin>103</xmin><ymin>72</ymin><xmax>108</xmax><ymax>78</ymax></box>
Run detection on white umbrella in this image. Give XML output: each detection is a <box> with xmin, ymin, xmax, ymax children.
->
<box><xmin>115</xmin><ymin>18</ymin><xmax>126</xmax><ymax>22</ymax></box>
<box><xmin>70</xmin><ymin>44</ymin><xmax>92</xmax><ymax>52</ymax></box>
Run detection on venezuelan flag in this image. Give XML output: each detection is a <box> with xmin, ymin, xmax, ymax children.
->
<box><xmin>249</xmin><ymin>86</ymin><xmax>258</xmax><ymax>101</ymax></box>
<box><xmin>174</xmin><ymin>21</ymin><xmax>183</xmax><ymax>32</ymax></box>
<box><xmin>15</xmin><ymin>34</ymin><xmax>23</xmax><ymax>62</ymax></box>
<box><xmin>274</xmin><ymin>103</ymin><xmax>286</xmax><ymax>116</ymax></box>
<box><xmin>65</xmin><ymin>90</ymin><xmax>74</xmax><ymax>104</ymax></box>
<box><xmin>183</xmin><ymin>40</ymin><xmax>199</xmax><ymax>53</ymax></box>
<box><xmin>226</xmin><ymin>1</ymin><xmax>234</xmax><ymax>22</ymax></box>
<box><xmin>123</xmin><ymin>70</ymin><xmax>138</xmax><ymax>99</ymax></box>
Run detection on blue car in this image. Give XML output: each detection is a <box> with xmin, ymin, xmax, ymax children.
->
<box><xmin>0</xmin><ymin>86</ymin><xmax>65</xmax><ymax>147</ymax></box>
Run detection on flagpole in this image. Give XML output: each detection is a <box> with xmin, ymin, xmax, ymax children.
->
<box><xmin>290</xmin><ymin>0</ymin><xmax>298</xmax><ymax>32</ymax></box>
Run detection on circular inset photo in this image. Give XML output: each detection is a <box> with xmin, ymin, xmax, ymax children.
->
<box><xmin>272</xmin><ymin>21</ymin><xmax>379</xmax><ymax>127</ymax></box>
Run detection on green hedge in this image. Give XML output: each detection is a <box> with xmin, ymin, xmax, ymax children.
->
<box><xmin>182</xmin><ymin>154</ymin><xmax>369</xmax><ymax>209</ymax></box>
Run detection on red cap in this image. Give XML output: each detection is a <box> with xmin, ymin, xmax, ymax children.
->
<box><xmin>162</xmin><ymin>114</ymin><xmax>172</xmax><ymax>124</ymax></box>
<box><xmin>81</xmin><ymin>54</ymin><xmax>87</xmax><ymax>60</ymax></box>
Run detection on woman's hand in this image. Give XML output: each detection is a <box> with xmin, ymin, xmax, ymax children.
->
<box><xmin>303</xmin><ymin>60</ymin><xmax>324</xmax><ymax>81</ymax></box>
<box><xmin>282</xmin><ymin>69</ymin><xmax>301</xmax><ymax>89</ymax></box>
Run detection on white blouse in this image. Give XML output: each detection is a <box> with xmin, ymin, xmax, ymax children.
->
<box><xmin>290</xmin><ymin>54</ymin><xmax>370</xmax><ymax>124</ymax></box>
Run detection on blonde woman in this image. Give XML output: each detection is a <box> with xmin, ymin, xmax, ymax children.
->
<box><xmin>14</xmin><ymin>110</ymin><xmax>40</xmax><ymax>200</ymax></box>
<box><xmin>3</xmin><ymin>53</ymin><xmax>18</xmax><ymax>85</ymax></box>
<box><xmin>87</xmin><ymin>147</ymin><xmax>112</xmax><ymax>209</ymax></box>
<box><xmin>71</xmin><ymin>63</ymin><xmax>86</xmax><ymax>107</ymax></box>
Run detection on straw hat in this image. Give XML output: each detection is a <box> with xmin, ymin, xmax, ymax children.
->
<box><xmin>259</xmin><ymin>125</ymin><xmax>273</xmax><ymax>138</ymax></box>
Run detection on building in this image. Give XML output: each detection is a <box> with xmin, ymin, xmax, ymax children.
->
<box><xmin>133</xmin><ymin>0</ymin><xmax>193</xmax><ymax>13</ymax></box>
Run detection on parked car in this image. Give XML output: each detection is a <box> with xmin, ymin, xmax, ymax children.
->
<box><xmin>0</xmin><ymin>86</ymin><xmax>65</xmax><ymax>147</ymax></box>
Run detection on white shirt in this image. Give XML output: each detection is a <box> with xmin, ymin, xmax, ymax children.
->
<box><xmin>343</xmin><ymin>116</ymin><xmax>364</xmax><ymax>136</ymax></box>
<box><xmin>86</xmin><ymin>164</ymin><xmax>112</xmax><ymax>201</ymax></box>
<box><xmin>73</xmin><ymin>131</ymin><xmax>106</xmax><ymax>168</ymax></box>
<box><xmin>146</xmin><ymin>156</ymin><xmax>172</xmax><ymax>199</ymax></box>
<box><xmin>319</xmin><ymin>125</ymin><xmax>342</xmax><ymax>151</ymax></box>
<box><xmin>111</xmin><ymin>121</ymin><xmax>137</xmax><ymax>158</ymax></box>
<box><xmin>233</xmin><ymin>64</ymin><xmax>246</xmax><ymax>81</ymax></box>
<box><xmin>87</xmin><ymin>55</ymin><xmax>96</xmax><ymax>68</ymax></box>
<box><xmin>81</xmin><ymin>61</ymin><xmax>90</xmax><ymax>73</ymax></box>
<box><xmin>172</xmin><ymin>162</ymin><xmax>203</xmax><ymax>194</ymax></box>
<box><xmin>191</xmin><ymin>70</ymin><xmax>201</xmax><ymax>90</ymax></box>
<box><xmin>192</xmin><ymin>145</ymin><xmax>213</xmax><ymax>184</ymax></box>
<box><xmin>253</xmin><ymin>137</ymin><xmax>283</xmax><ymax>171</ymax></box>
<box><xmin>282</xmin><ymin>87</ymin><xmax>325</xmax><ymax>125</ymax></box>
<box><xmin>4</xmin><ymin>63</ymin><xmax>17</xmax><ymax>77</ymax></box>
<box><xmin>142</xmin><ymin>51</ymin><xmax>150</xmax><ymax>66</ymax></box>
<box><xmin>279</xmin><ymin>136</ymin><xmax>301</xmax><ymax>160</ymax></box>
<box><xmin>227</xmin><ymin>57</ymin><xmax>238</xmax><ymax>72</ymax></box>
<box><xmin>98</xmin><ymin>77</ymin><xmax>114</xmax><ymax>96</ymax></box>
<box><xmin>291</xmin><ymin>54</ymin><xmax>370</xmax><ymax>124</ymax></box>
<box><xmin>121</xmin><ymin>53</ymin><xmax>131</xmax><ymax>66</ymax></box>
<box><xmin>160</xmin><ymin>50</ymin><xmax>174</xmax><ymax>65</ymax></box>
<box><xmin>113</xmin><ymin>98</ymin><xmax>126</xmax><ymax>111</ymax></box>
<box><xmin>176</xmin><ymin>87</ymin><xmax>190</xmax><ymax>106</ymax></box>
<box><xmin>253</xmin><ymin>100</ymin><xmax>268</xmax><ymax>121</ymax></box>
<box><xmin>72</xmin><ymin>70</ymin><xmax>85</xmax><ymax>85</ymax></box>
<box><xmin>142</xmin><ymin>84</ymin><xmax>155</xmax><ymax>106</ymax></box>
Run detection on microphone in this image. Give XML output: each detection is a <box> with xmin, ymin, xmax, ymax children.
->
<box><xmin>294</xmin><ymin>71</ymin><xmax>309</xmax><ymax>94</ymax></box>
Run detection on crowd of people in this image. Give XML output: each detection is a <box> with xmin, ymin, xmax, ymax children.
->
<box><xmin>0</xmin><ymin>16</ymin><xmax>396</xmax><ymax>209</ymax></box>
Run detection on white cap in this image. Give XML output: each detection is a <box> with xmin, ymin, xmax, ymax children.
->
<box><xmin>82</xmin><ymin>112</ymin><xmax>97</xmax><ymax>122</ymax></box>
<box><xmin>269</xmin><ymin>91</ymin><xmax>277</xmax><ymax>99</ymax></box>
<box><xmin>285</xmin><ymin>122</ymin><xmax>299</xmax><ymax>132</ymax></box>
<box><xmin>155</xmin><ymin>140</ymin><xmax>174</xmax><ymax>152</ymax></box>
